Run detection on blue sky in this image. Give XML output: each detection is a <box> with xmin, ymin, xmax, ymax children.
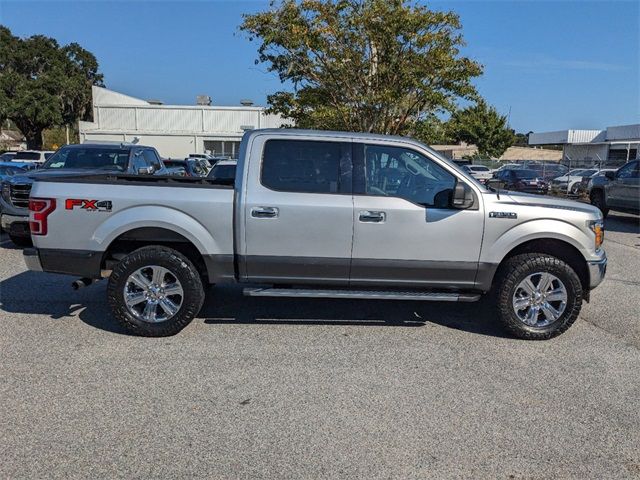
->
<box><xmin>1</xmin><ymin>0</ymin><xmax>638</xmax><ymax>133</ymax></box>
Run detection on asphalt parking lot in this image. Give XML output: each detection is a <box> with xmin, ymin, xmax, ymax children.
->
<box><xmin>1</xmin><ymin>213</ymin><xmax>639</xmax><ymax>479</ymax></box>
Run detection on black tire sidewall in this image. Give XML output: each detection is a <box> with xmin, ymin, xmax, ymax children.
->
<box><xmin>496</xmin><ymin>254</ymin><xmax>583</xmax><ymax>340</ymax></box>
<box><xmin>107</xmin><ymin>246</ymin><xmax>205</xmax><ymax>336</ymax></box>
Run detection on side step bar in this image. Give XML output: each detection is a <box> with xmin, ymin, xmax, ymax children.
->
<box><xmin>243</xmin><ymin>288</ymin><xmax>481</xmax><ymax>302</ymax></box>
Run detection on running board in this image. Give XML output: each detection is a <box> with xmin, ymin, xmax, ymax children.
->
<box><xmin>243</xmin><ymin>288</ymin><xmax>480</xmax><ymax>302</ymax></box>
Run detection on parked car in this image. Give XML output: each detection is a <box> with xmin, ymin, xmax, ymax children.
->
<box><xmin>588</xmin><ymin>160</ymin><xmax>639</xmax><ymax>217</ymax></box>
<box><xmin>164</xmin><ymin>158</ymin><xmax>210</xmax><ymax>177</ymax></box>
<box><xmin>550</xmin><ymin>168</ymin><xmax>598</xmax><ymax>195</ymax></box>
<box><xmin>491</xmin><ymin>163</ymin><xmax>523</xmax><ymax>173</ymax></box>
<box><xmin>207</xmin><ymin>159</ymin><xmax>237</xmax><ymax>185</ymax></box>
<box><xmin>13</xmin><ymin>150</ymin><xmax>55</xmax><ymax>165</ymax></box>
<box><xmin>491</xmin><ymin>168</ymin><xmax>549</xmax><ymax>194</ymax></box>
<box><xmin>0</xmin><ymin>143</ymin><xmax>172</xmax><ymax>247</ymax></box>
<box><xmin>462</xmin><ymin>164</ymin><xmax>493</xmax><ymax>183</ymax></box>
<box><xmin>0</xmin><ymin>152</ymin><xmax>17</xmax><ymax>162</ymax></box>
<box><xmin>23</xmin><ymin>129</ymin><xmax>606</xmax><ymax>340</ymax></box>
<box><xmin>528</xmin><ymin>163</ymin><xmax>568</xmax><ymax>181</ymax></box>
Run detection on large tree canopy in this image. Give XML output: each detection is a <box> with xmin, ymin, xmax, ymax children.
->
<box><xmin>447</xmin><ymin>100</ymin><xmax>514</xmax><ymax>158</ymax></box>
<box><xmin>0</xmin><ymin>26</ymin><xmax>103</xmax><ymax>149</ymax></box>
<box><xmin>241</xmin><ymin>0</ymin><xmax>483</xmax><ymax>135</ymax></box>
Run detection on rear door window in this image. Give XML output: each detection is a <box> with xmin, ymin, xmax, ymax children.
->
<box><xmin>261</xmin><ymin>139</ymin><xmax>349</xmax><ymax>193</ymax></box>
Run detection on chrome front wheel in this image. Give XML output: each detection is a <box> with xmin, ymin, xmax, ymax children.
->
<box><xmin>512</xmin><ymin>272</ymin><xmax>567</xmax><ymax>328</ymax></box>
<box><xmin>124</xmin><ymin>265</ymin><xmax>184</xmax><ymax>323</ymax></box>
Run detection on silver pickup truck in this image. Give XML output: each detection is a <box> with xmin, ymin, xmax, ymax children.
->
<box><xmin>23</xmin><ymin>129</ymin><xmax>607</xmax><ymax>339</ymax></box>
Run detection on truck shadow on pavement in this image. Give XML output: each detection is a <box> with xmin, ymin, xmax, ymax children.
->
<box><xmin>0</xmin><ymin>273</ymin><xmax>508</xmax><ymax>338</ymax></box>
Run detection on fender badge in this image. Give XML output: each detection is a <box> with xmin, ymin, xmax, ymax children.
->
<box><xmin>489</xmin><ymin>211</ymin><xmax>517</xmax><ymax>219</ymax></box>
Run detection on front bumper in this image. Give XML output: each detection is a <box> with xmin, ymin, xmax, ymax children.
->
<box><xmin>587</xmin><ymin>254</ymin><xmax>607</xmax><ymax>289</ymax></box>
<box><xmin>1</xmin><ymin>213</ymin><xmax>30</xmax><ymax>237</ymax></box>
<box><xmin>23</xmin><ymin>247</ymin><xmax>43</xmax><ymax>272</ymax></box>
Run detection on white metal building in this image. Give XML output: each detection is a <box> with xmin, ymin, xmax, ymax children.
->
<box><xmin>79</xmin><ymin>87</ymin><xmax>286</xmax><ymax>159</ymax></box>
<box><xmin>528</xmin><ymin>123</ymin><xmax>640</xmax><ymax>166</ymax></box>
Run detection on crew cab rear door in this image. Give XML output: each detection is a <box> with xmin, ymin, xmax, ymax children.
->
<box><xmin>350</xmin><ymin>142</ymin><xmax>484</xmax><ymax>289</ymax></box>
<box><xmin>240</xmin><ymin>135</ymin><xmax>354</xmax><ymax>284</ymax></box>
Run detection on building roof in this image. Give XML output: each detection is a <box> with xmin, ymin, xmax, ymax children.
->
<box><xmin>529</xmin><ymin>123</ymin><xmax>640</xmax><ymax>146</ymax></box>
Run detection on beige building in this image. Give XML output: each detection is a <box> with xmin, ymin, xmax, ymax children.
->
<box><xmin>79</xmin><ymin>87</ymin><xmax>286</xmax><ymax>159</ymax></box>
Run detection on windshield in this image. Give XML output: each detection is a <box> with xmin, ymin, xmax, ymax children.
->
<box><xmin>210</xmin><ymin>164</ymin><xmax>236</xmax><ymax>179</ymax></box>
<box><xmin>470</xmin><ymin>165</ymin><xmax>489</xmax><ymax>172</ymax></box>
<box><xmin>514</xmin><ymin>169</ymin><xmax>538</xmax><ymax>179</ymax></box>
<box><xmin>43</xmin><ymin>147</ymin><xmax>129</xmax><ymax>171</ymax></box>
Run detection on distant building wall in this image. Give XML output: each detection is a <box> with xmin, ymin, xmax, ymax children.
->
<box><xmin>80</xmin><ymin>87</ymin><xmax>286</xmax><ymax>158</ymax></box>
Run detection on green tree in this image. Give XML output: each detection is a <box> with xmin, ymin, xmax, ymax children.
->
<box><xmin>447</xmin><ymin>101</ymin><xmax>514</xmax><ymax>158</ymax></box>
<box><xmin>0</xmin><ymin>26</ymin><xmax>103</xmax><ymax>149</ymax></box>
<box><xmin>240</xmin><ymin>0</ymin><xmax>482</xmax><ymax>135</ymax></box>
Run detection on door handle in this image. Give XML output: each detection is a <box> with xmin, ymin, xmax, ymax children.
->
<box><xmin>251</xmin><ymin>206</ymin><xmax>279</xmax><ymax>218</ymax></box>
<box><xmin>359</xmin><ymin>210</ymin><xmax>386</xmax><ymax>223</ymax></box>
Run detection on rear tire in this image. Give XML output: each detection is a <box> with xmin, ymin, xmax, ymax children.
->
<box><xmin>494</xmin><ymin>253</ymin><xmax>583</xmax><ymax>340</ymax></box>
<box><xmin>107</xmin><ymin>246</ymin><xmax>205</xmax><ymax>336</ymax></box>
<box><xmin>590</xmin><ymin>190</ymin><xmax>609</xmax><ymax>217</ymax></box>
<box><xmin>8</xmin><ymin>234</ymin><xmax>32</xmax><ymax>248</ymax></box>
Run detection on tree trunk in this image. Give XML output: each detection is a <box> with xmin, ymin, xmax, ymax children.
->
<box><xmin>24</xmin><ymin>129</ymin><xmax>43</xmax><ymax>150</ymax></box>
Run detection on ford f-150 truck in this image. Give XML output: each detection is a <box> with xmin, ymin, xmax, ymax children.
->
<box><xmin>23</xmin><ymin>129</ymin><xmax>607</xmax><ymax>339</ymax></box>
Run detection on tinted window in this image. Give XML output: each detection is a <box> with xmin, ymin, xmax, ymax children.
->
<box><xmin>363</xmin><ymin>144</ymin><xmax>456</xmax><ymax>208</ymax></box>
<box><xmin>617</xmin><ymin>161</ymin><xmax>639</xmax><ymax>179</ymax></box>
<box><xmin>43</xmin><ymin>147</ymin><xmax>129</xmax><ymax>171</ymax></box>
<box><xmin>514</xmin><ymin>170</ymin><xmax>538</xmax><ymax>179</ymax></box>
<box><xmin>143</xmin><ymin>149</ymin><xmax>161</xmax><ymax>169</ymax></box>
<box><xmin>262</xmin><ymin>140</ymin><xmax>344</xmax><ymax>193</ymax></box>
<box><xmin>209</xmin><ymin>164</ymin><xmax>236</xmax><ymax>184</ymax></box>
<box><xmin>15</xmin><ymin>152</ymin><xmax>40</xmax><ymax>161</ymax></box>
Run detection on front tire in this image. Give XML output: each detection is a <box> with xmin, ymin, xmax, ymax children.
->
<box><xmin>107</xmin><ymin>246</ymin><xmax>205</xmax><ymax>336</ymax></box>
<box><xmin>494</xmin><ymin>253</ymin><xmax>583</xmax><ymax>340</ymax></box>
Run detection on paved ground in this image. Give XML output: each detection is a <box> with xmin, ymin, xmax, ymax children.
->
<box><xmin>1</xmin><ymin>213</ymin><xmax>639</xmax><ymax>479</ymax></box>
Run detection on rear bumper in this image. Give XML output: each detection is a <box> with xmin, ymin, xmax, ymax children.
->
<box><xmin>587</xmin><ymin>254</ymin><xmax>607</xmax><ymax>289</ymax></box>
<box><xmin>23</xmin><ymin>247</ymin><xmax>103</xmax><ymax>278</ymax></box>
<box><xmin>23</xmin><ymin>248</ymin><xmax>43</xmax><ymax>272</ymax></box>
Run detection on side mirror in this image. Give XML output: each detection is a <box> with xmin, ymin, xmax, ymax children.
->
<box><xmin>138</xmin><ymin>166</ymin><xmax>155</xmax><ymax>175</ymax></box>
<box><xmin>452</xmin><ymin>181</ymin><xmax>474</xmax><ymax>209</ymax></box>
<box><xmin>604</xmin><ymin>170</ymin><xmax>615</xmax><ymax>180</ymax></box>
<box><xmin>485</xmin><ymin>178</ymin><xmax>502</xmax><ymax>190</ymax></box>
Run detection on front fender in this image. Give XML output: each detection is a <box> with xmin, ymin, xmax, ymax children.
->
<box><xmin>91</xmin><ymin>205</ymin><xmax>221</xmax><ymax>256</ymax></box>
<box><xmin>481</xmin><ymin>218</ymin><xmax>593</xmax><ymax>266</ymax></box>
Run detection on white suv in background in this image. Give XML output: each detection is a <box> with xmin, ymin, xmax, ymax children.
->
<box><xmin>13</xmin><ymin>150</ymin><xmax>55</xmax><ymax>165</ymax></box>
<box><xmin>463</xmin><ymin>164</ymin><xmax>493</xmax><ymax>183</ymax></box>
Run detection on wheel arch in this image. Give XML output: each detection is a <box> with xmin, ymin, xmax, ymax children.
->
<box><xmin>494</xmin><ymin>238</ymin><xmax>590</xmax><ymax>295</ymax></box>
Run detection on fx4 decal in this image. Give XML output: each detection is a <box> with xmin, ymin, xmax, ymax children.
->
<box><xmin>65</xmin><ymin>199</ymin><xmax>113</xmax><ymax>212</ymax></box>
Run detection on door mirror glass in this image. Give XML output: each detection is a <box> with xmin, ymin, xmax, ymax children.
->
<box><xmin>452</xmin><ymin>181</ymin><xmax>474</xmax><ymax>209</ymax></box>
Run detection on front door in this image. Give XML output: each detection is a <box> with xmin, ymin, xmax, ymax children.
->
<box><xmin>242</xmin><ymin>137</ymin><xmax>354</xmax><ymax>284</ymax></box>
<box><xmin>608</xmin><ymin>160</ymin><xmax>639</xmax><ymax>209</ymax></box>
<box><xmin>350</xmin><ymin>142</ymin><xmax>484</xmax><ymax>288</ymax></box>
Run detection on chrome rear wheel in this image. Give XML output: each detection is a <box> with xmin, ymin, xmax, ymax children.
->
<box><xmin>124</xmin><ymin>265</ymin><xmax>184</xmax><ymax>323</ymax></box>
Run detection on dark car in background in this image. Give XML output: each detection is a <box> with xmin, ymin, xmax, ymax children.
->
<box><xmin>589</xmin><ymin>160</ymin><xmax>639</xmax><ymax>217</ymax></box>
<box><xmin>207</xmin><ymin>159</ymin><xmax>237</xmax><ymax>185</ymax></box>
<box><xmin>491</xmin><ymin>168</ymin><xmax>549</xmax><ymax>194</ymax></box>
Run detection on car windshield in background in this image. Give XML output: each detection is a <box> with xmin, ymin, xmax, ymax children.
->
<box><xmin>514</xmin><ymin>170</ymin><xmax>539</xmax><ymax>179</ymax></box>
<box><xmin>43</xmin><ymin>147</ymin><xmax>129</xmax><ymax>171</ymax></box>
<box><xmin>470</xmin><ymin>165</ymin><xmax>490</xmax><ymax>172</ymax></box>
<box><xmin>211</xmin><ymin>165</ymin><xmax>236</xmax><ymax>180</ymax></box>
<box><xmin>14</xmin><ymin>152</ymin><xmax>40</xmax><ymax>161</ymax></box>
